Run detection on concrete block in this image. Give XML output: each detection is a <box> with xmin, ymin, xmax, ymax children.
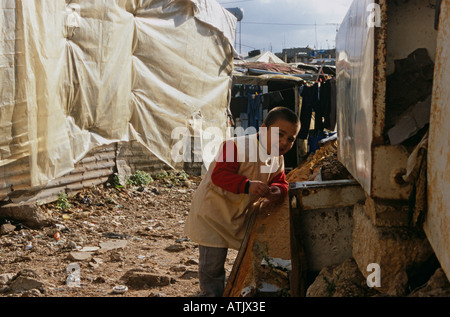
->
<box><xmin>363</xmin><ymin>195</ymin><xmax>410</xmax><ymax>227</ymax></box>
<box><xmin>352</xmin><ymin>203</ymin><xmax>434</xmax><ymax>295</ymax></box>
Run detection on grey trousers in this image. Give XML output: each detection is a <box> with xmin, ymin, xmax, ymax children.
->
<box><xmin>198</xmin><ymin>245</ymin><xmax>228</xmax><ymax>297</ymax></box>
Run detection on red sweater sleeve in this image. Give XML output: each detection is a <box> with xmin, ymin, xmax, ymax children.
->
<box><xmin>268</xmin><ymin>170</ymin><xmax>289</xmax><ymax>200</ymax></box>
<box><xmin>211</xmin><ymin>140</ymin><xmax>289</xmax><ymax>198</ymax></box>
<box><xmin>211</xmin><ymin>141</ymin><xmax>249</xmax><ymax>194</ymax></box>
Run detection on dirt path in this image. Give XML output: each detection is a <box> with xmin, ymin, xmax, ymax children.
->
<box><xmin>0</xmin><ymin>173</ymin><xmax>238</xmax><ymax>297</ymax></box>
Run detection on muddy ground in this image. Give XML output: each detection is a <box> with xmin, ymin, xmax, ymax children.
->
<box><xmin>0</xmin><ymin>172</ymin><xmax>238</xmax><ymax>297</ymax></box>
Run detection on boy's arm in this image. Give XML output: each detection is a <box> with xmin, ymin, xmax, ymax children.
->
<box><xmin>211</xmin><ymin>141</ymin><xmax>250</xmax><ymax>194</ymax></box>
<box><xmin>211</xmin><ymin>140</ymin><xmax>288</xmax><ymax>199</ymax></box>
<box><xmin>267</xmin><ymin>170</ymin><xmax>289</xmax><ymax>202</ymax></box>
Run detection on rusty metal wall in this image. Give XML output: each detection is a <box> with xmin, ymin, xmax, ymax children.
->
<box><xmin>1</xmin><ymin>145</ymin><xmax>116</xmax><ymax>205</ymax></box>
<box><xmin>289</xmin><ymin>180</ymin><xmax>366</xmax><ymax>269</ymax></box>
<box><xmin>336</xmin><ymin>0</ymin><xmax>437</xmax><ymax>200</ymax></box>
<box><xmin>288</xmin><ymin>180</ymin><xmax>366</xmax><ymax>296</ymax></box>
<box><xmin>0</xmin><ymin>141</ymin><xmax>184</xmax><ymax>205</ymax></box>
<box><xmin>425</xmin><ymin>0</ymin><xmax>450</xmax><ymax>283</ymax></box>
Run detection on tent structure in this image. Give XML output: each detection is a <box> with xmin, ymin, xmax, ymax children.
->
<box><xmin>243</xmin><ymin>51</ymin><xmax>286</xmax><ymax>64</ymax></box>
<box><xmin>0</xmin><ymin>0</ymin><xmax>237</xmax><ymax>198</ymax></box>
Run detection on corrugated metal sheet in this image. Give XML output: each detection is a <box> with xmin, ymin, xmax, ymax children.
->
<box><xmin>0</xmin><ymin>139</ymin><xmax>202</xmax><ymax>205</ymax></box>
<box><xmin>1</xmin><ymin>145</ymin><xmax>116</xmax><ymax>205</ymax></box>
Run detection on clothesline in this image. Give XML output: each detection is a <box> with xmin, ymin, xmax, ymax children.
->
<box><xmin>247</xmin><ymin>87</ymin><xmax>296</xmax><ymax>96</ymax></box>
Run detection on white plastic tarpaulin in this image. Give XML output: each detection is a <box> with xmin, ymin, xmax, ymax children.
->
<box><xmin>0</xmin><ymin>0</ymin><xmax>236</xmax><ymax>187</ymax></box>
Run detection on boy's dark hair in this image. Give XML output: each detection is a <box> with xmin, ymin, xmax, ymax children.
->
<box><xmin>263</xmin><ymin>107</ymin><xmax>299</xmax><ymax>127</ymax></box>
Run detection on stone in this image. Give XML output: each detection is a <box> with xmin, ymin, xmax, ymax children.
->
<box><xmin>109</xmin><ymin>251</ymin><xmax>123</xmax><ymax>262</ymax></box>
<box><xmin>99</xmin><ymin>239</ymin><xmax>127</xmax><ymax>251</ymax></box>
<box><xmin>121</xmin><ymin>269</ymin><xmax>174</xmax><ymax>289</ymax></box>
<box><xmin>148</xmin><ymin>292</ymin><xmax>167</xmax><ymax>297</ymax></box>
<box><xmin>425</xmin><ymin>268</ymin><xmax>450</xmax><ymax>289</ymax></box>
<box><xmin>170</xmin><ymin>265</ymin><xmax>187</xmax><ymax>273</ymax></box>
<box><xmin>387</xmin><ymin>270</ymin><xmax>409</xmax><ymax>296</ymax></box>
<box><xmin>0</xmin><ymin>273</ymin><xmax>15</xmax><ymax>285</ymax></box>
<box><xmin>15</xmin><ymin>269</ymin><xmax>40</xmax><ymax>278</ymax></box>
<box><xmin>352</xmin><ymin>203</ymin><xmax>434</xmax><ymax>295</ymax></box>
<box><xmin>0</xmin><ymin>223</ymin><xmax>16</xmax><ymax>235</ymax></box>
<box><xmin>80</xmin><ymin>246</ymin><xmax>100</xmax><ymax>252</ymax></box>
<box><xmin>409</xmin><ymin>268</ymin><xmax>450</xmax><ymax>297</ymax></box>
<box><xmin>363</xmin><ymin>196</ymin><xmax>410</xmax><ymax>227</ymax></box>
<box><xmin>179</xmin><ymin>270</ymin><xmax>198</xmax><ymax>280</ymax></box>
<box><xmin>89</xmin><ymin>262</ymin><xmax>99</xmax><ymax>269</ymax></box>
<box><xmin>93</xmin><ymin>276</ymin><xmax>106</xmax><ymax>284</ymax></box>
<box><xmin>0</xmin><ymin>203</ymin><xmax>51</xmax><ymax>229</ymax></box>
<box><xmin>21</xmin><ymin>288</ymin><xmax>43</xmax><ymax>297</ymax></box>
<box><xmin>306</xmin><ymin>258</ymin><xmax>375</xmax><ymax>297</ymax></box>
<box><xmin>185</xmin><ymin>258</ymin><xmax>199</xmax><ymax>266</ymax></box>
<box><xmin>9</xmin><ymin>276</ymin><xmax>44</xmax><ymax>293</ymax></box>
<box><xmin>68</xmin><ymin>251</ymin><xmax>93</xmax><ymax>262</ymax></box>
<box><xmin>89</xmin><ymin>257</ymin><xmax>103</xmax><ymax>269</ymax></box>
<box><xmin>164</xmin><ymin>244</ymin><xmax>185</xmax><ymax>252</ymax></box>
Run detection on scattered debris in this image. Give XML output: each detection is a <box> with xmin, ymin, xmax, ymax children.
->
<box><xmin>286</xmin><ymin>138</ymin><xmax>352</xmax><ymax>182</ymax></box>
<box><xmin>0</xmin><ymin>173</ymin><xmax>237</xmax><ymax>297</ymax></box>
<box><xmin>112</xmin><ymin>285</ymin><xmax>128</xmax><ymax>294</ymax></box>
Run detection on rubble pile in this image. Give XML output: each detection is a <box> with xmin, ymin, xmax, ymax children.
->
<box><xmin>286</xmin><ymin>138</ymin><xmax>352</xmax><ymax>183</ymax></box>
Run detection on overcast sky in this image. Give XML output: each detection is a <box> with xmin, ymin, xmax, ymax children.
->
<box><xmin>217</xmin><ymin>0</ymin><xmax>354</xmax><ymax>55</ymax></box>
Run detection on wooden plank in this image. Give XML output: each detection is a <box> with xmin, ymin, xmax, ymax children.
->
<box><xmin>289</xmin><ymin>201</ymin><xmax>308</xmax><ymax>297</ymax></box>
<box><xmin>223</xmin><ymin>202</ymin><xmax>259</xmax><ymax>297</ymax></box>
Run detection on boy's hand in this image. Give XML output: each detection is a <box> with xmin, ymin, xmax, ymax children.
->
<box><xmin>266</xmin><ymin>186</ymin><xmax>281</xmax><ymax>202</ymax></box>
<box><xmin>260</xmin><ymin>186</ymin><xmax>282</xmax><ymax>210</ymax></box>
<box><xmin>248</xmin><ymin>181</ymin><xmax>270</xmax><ymax>197</ymax></box>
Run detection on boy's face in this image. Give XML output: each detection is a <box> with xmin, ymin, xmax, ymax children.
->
<box><xmin>261</xmin><ymin>119</ymin><xmax>300</xmax><ymax>156</ymax></box>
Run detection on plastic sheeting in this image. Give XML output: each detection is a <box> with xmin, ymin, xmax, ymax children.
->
<box><xmin>0</xmin><ymin>0</ymin><xmax>236</xmax><ymax>187</ymax></box>
<box><xmin>335</xmin><ymin>0</ymin><xmax>376</xmax><ymax>193</ymax></box>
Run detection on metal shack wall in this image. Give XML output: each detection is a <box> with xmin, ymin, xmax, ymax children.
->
<box><xmin>336</xmin><ymin>0</ymin><xmax>437</xmax><ymax>200</ymax></box>
<box><xmin>337</xmin><ymin>0</ymin><xmax>448</xmax><ymax>281</ymax></box>
<box><xmin>335</xmin><ymin>0</ymin><xmax>376</xmax><ymax>197</ymax></box>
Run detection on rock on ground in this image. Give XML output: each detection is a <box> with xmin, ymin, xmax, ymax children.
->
<box><xmin>306</xmin><ymin>258</ymin><xmax>377</xmax><ymax>297</ymax></box>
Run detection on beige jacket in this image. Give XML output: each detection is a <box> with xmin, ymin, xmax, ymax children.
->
<box><xmin>184</xmin><ymin>133</ymin><xmax>285</xmax><ymax>250</ymax></box>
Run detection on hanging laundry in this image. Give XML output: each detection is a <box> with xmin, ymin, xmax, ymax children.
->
<box><xmin>325</xmin><ymin>78</ymin><xmax>337</xmax><ymax>131</ymax></box>
<box><xmin>317</xmin><ymin>80</ymin><xmax>334</xmax><ymax>132</ymax></box>
<box><xmin>270</xmin><ymin>90</ymin><xmax>284</xmax><ymax>106</ymax></box>
<box><xmin>230</xmin><ymin>96</ymin><xmax>246</xmax><ymax>119</ymax></box>
<box><xmin>262</xmin><ymin>90</ymin><xmax>284</xmax><ymax>111</ymax></box>
<box><xmin>298</xmin><ymin>83</ymin><xmax>319</xmax><ymax>139</ymax></box>
<box><xmin>247</xmin><ymin>93</ymin><xmax>262</xmax><ymax>130</ymax></box>
<box><xmin>307</xmin><ymin>130</ymin><xmax>329</xmax><ymax>155</ymax></box>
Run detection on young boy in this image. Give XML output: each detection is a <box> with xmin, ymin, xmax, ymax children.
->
<box><xmin>184</xmin><ymin>107</ymin><xmax>300</xmax><ymax>297</ymax></box>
